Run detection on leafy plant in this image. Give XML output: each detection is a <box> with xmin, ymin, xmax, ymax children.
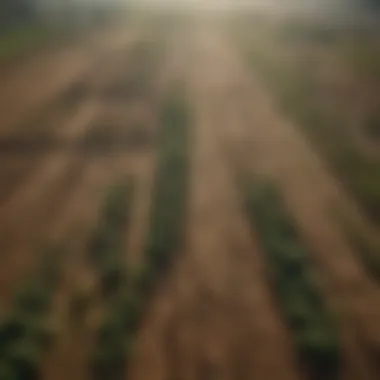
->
<box><xmin>0</xmin><ymin>245</ymin><xmax>64</xmax><ymax>378</ymax></box>
<box><xmin>244</xmin><ymin>180</ymin><xmax>340</xmax><ymax>378</ymax></box>
<box><xmin>145</xmin><ymin>91</ymin><xmax>189</xmax><ymax>280</ymax></box>
<box><xmin>89</xmin><ymin>89</ymin><xmax>190</xmax><ymax>380</ymax></box>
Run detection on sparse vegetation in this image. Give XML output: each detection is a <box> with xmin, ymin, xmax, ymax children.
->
<box><xmin>0</xmin><ymin>246</ymin><xmax>65</xmax><ymax>379</ymax></box>
<box><xmin>243</xmin><ymin>180</ymin><xmax>340</xmax><ymax>379</ymax></box>
<box><xmin>242</xmin><ymin>23</ymin><xmax>380</xmax><ymax>225</ymax></box>
<box><xmin>144</xmin><ymin>89</ymin><xmax>190</xmax><ymax>280</ymax></box>
<box><xmin>87</xmin><ymin>178</ymin><xmax>135</xmax><ymax>380</ymax></box>
<box><xmin>89</xmin><ymin>89</ymin><xmax>190</xmax><ymax>380</ymax></box>
<box><xmin>87</xmin><ymin>180</ymin><xmax>133</xmax><ymax>289</ymax></box>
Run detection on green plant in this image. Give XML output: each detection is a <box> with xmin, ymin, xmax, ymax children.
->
<box><xmin>91</xmin><ymin>307</ymin><xmax>135</xmax><ymax>380</ymax></box>
<box><xmin>88</xmin><ymin>179</ymin><xmax>133</xmax><ymax>267</ymax></box>
<box><xmin>89</xmin><ymin>89</ymin><xmax>190</xmax><ymax>380</ymax></box>
<box><xmin>88</xmin><ymin>178</ymin><xmax>135</xmax><ymax>380</ymax></box>
<box><xmin>116</xmin><ymin>291</ymin><xmax>142</xmax><ymax>332</ymax></box>
<box><xmin>5</xmin><ymin>341</ymin><xmax>40</xmax><ymax>380</ymax></box>
<box><xmin>0</xmin><ymin>244</ymin><xmax>64</xmax><ymax>377</ymax></box>
<box><xmin>99</xmin><ymin>260</ymin><xmax>128</xmax><ymax>296</ymax></box>
<box><xmin>145</xmin><ymin>91</ymin><xmax>189</xmax><ymax>280</ymax></box>
<box><xmin>243</xmin><ymin>180</ymin><xmax>340</xmax><ymax>378</ymax></box>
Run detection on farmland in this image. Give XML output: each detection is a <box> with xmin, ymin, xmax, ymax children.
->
<box><xmin>0</xmin><ymin>7</ymin><xmax>380</xmax><ymax>380</ymax></box>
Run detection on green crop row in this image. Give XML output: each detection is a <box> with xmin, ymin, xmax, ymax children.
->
<box><xmin>243</xmin><ymin>180</ymin><xmax>340</xmax><ymax>379</ymax></box>
<box><xmin>89</xmin><ymin>91</ymin><xmax>190</xmax><ymax>380</ymax></box>
<box><xmin>0</xmin><ymin>246</ymin><xmax>65</xmax><ymax>380</ymax></box>
<box><xmin>87</xmin><ymin>179</ymin><xmax>135</xmax><ymax>380</ymax></box>
<box><xmin>143</xmin><ymin>89</ymin><xmax>190</xmax><ymax>283</ymax></box>
<box><xmin>88</xmin><ymin>180</ymin><xmax>133</xmax><ymax>278</ymax></box>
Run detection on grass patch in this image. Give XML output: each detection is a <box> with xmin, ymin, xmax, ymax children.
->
<box><xmin>243</xmin><ymin>180</ymin><xmax>340</xmax><ymax>379</ymax></box>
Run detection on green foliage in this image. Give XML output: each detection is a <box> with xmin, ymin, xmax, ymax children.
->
<box><xmin>244</xmin><ymin>180</ymin><xmax>340</xmax><ymax>378</ymax></box>
<box><xmin>5</xmin><ymin>341</ymin><xmax>40</xmax><ymax>380</ymax></box>
<box><xmin>146</xmin><ymin>92</ymin><xmax>189</xmax><ymax>279</ymax></box>
<box><xmin>102</xmin><ymin>182</ymin><xmax>133</xmax><ymax>229</ymax></box>
<box><xmin>88</xmin><ymin>180</ymin><xmax>132</xmax><ymax>268</ymax></box>
<box><xmin>91</xmin><ymin>333</ymin><xmax>131</xmax><ymax>380</ymax></box>
<box><xmin>87</xmin><ymin>178</ymin><xmax>133</xmax><ymax>295</ymax></box>
<box><xmin>88</xmin><ymin>179</ymin><xmax>136</xmax><ymax>379</ymax></box>
<box><xmin>0</xmin><ymin>245</ymin><xmax>63</xmax><ymax>378</ymax></box>
<box><xmin>15</xmin><ymin>284</ymin><xmax>51</xmax><ymax>316</ymax></box>
<box><xmin>245</xmin><ymin>28</ymin><xmax>380</xmax><ymax>225</ymax></box>
<box><xmin>89</xmin><ymin>90</ymin><xmax>189</xmax><ymax>380</ymax></box>
<box><xmin>90</xmin><ymin>291</ymin><xmax>141</xmax><ymax>380</ymax></box>
<box><xmin>99</xmin><ymin>260</ymin><xmax>128</xmax><ymax>297</ymax></box>
<box><xmin>116</xmin><ymin>292</ymin><xmax>142</xmax><ymax>332</ymax></box>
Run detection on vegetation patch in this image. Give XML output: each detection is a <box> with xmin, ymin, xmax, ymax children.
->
<box><xmin>0</xmin><ymin>246</ymin><xmax>65</xmax><ymax>379</ymax></box>
<box><xmin>87</xmin><ymin>178</ymin><xmax>135</xmax><ymax>380</ymax></box>
<box><xmin>143</xmin><ymin>89</ymin><xmax>190</xmax><ymax>281</ymax></box>
<box><xmin>89</xmin><ymin>89</ymin><xmax>190</xmax><ymax>380</ymax></box>
<box><xmin>243</xmin><ymin>180</ymin><xmax>340</xmax><ymax>379</ymax></box>
<box><xmin>242</xmin><ymin>27</ymin><xmax>380</xmax><ymax>225</ymax></box>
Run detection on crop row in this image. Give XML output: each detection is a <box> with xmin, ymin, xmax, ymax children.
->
<box><xmin>142</xmin><ymin>89</ymin><xmax>190</xmax><ymax>283</ymax></box>
<box><xmin>242</xmin><ymin>26</ymin><xmax>380</xmax><ymax>225</ymax></box>
<box><xmin>87</xmin><ymin>179</ymin><xmax>135</xmax><ymax>380</ymax></box>
<box><xmin>243</xmin><ymin>180</ymin><xmax>340</xmax><ymax>379</ymax></box>
<box><xmin>240</xmin><ymin>29</ymin><xmax>380</xmax><ymax>282</ymax></box>
<box><xmin>89</xmin><ymin>89</ymin><xmax>190</xmax><ymax>380</ymax></box>
<box><xmin>0</xmin><ymin>246</ymin><xmax>65</xmax><ymax>380</ymax></box>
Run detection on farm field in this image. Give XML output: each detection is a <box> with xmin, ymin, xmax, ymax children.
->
<box><xmin>1</xmin><ymin>8</ymin><xmax>380</xmax><ymax>380</ymax></box>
